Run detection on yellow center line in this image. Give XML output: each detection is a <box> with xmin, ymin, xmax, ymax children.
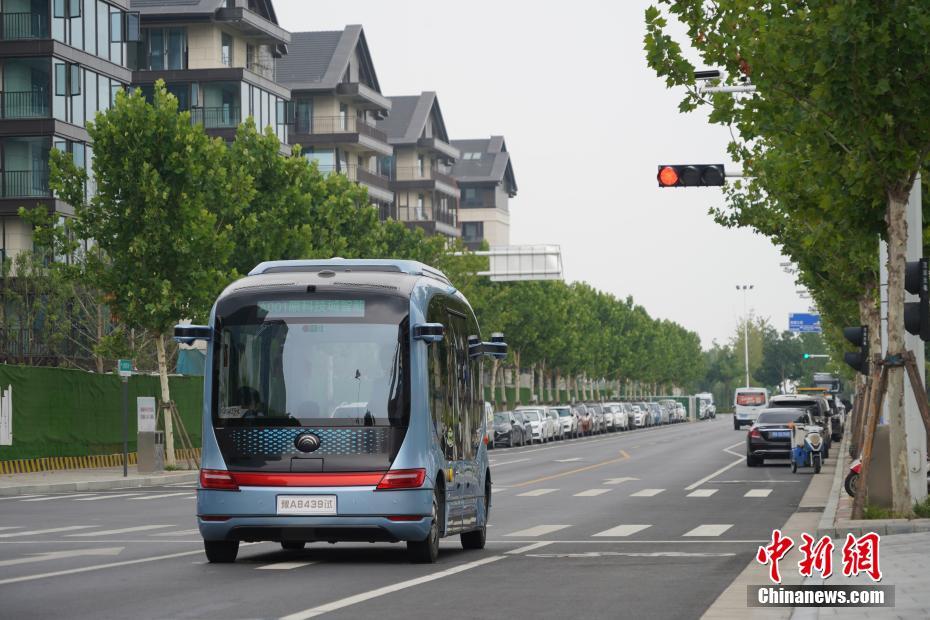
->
<box><xmin>510</xmin><ymin>450</ymin><xmax>631</xmax><ymax>488</ymax></box>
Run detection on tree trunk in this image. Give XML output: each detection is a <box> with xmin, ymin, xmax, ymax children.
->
<box><xmin>95</xmin><ymin>303</ymin><xmax>104</xmax><ymax>374</ymax></box>
<box><xmin>489</xmin><ymin>358</ymin><xmax>499</xmax><ymax>408</ymax></box>
<box><xmin>885</xmin><ymin>190</ymin><xmax>913</xmax><ymax>515</ymax></box>
<box><xmin>513</xmin><ymin>350</ymin><xmax>521</xmax><ymax>407</ymax></box>
<box><xmin>155</xmin><ymin>333</ymin><xmax>176</xmax><ymax>467</ymax></box>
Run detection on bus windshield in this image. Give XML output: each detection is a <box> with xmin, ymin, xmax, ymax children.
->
<box><xmin>213</xmin><ymin>292</ymin><xmax>409</xmax><ymax>428</ymax></box>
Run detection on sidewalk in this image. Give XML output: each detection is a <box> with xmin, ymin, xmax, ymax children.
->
<box><xmin>0</xmin><ymin>465</ymin><xmax>198</xmax><ymax>496</ymax></box>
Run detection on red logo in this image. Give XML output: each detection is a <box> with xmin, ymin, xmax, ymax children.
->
<box><xmin>841</xmin><ymin>532</ymin><xmax>882</xmax><ymax>582</ymax></box>
<box><xmin>798</xmin><ymin>533</ymin><xmax>834</xmax><ymax>579</ymax></box>
<box><xmin>756</xmin><ymin>529</ymin><xmax>794</xmax><ymax>584</ymax></box>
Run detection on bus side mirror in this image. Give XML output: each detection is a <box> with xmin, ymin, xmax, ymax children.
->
<box><xmin>174</xmin><ymin>324</ymin><xmax>212</xmax><ymax>344</ymax></box>
<box><xmin>413</xmin><ymin>323</ymin><xmax>445</xmax><ymax>342</ymax></box>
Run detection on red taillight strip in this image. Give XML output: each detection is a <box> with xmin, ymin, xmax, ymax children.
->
<box><xmin>230</xmin><ymin>471</ymin><xmax>386</xmax><ymax>487</ymax></box>
<box><xmin>376</xmin><ymin>468</ymin><xmax>427</xmax><ymax>490</ymax></box>
<box><xmin>387</xmin><ymin>515</ymin><xmax>426</xmax><ymax>522</ymax></box>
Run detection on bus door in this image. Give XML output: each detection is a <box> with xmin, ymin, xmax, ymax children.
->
<box><xmin>447</xmin><ymin>303</ymin><xmax>482</xmax><ymax>529</ymax></box>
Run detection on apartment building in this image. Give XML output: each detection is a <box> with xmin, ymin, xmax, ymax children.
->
<box><xmin>377</xmin><ymin>92</ymin><xmax>460</xmax><ymax>238</ymax></box>
<box><xmin>275</xmin><ymin>26</ymin><xmax>394</xmax><ymax>219</ymax></box>
<box><xmin>0</xmin><ymin>0</ymin><xmax>136</xmax><ymax>261</ymax></box>
<box><xmin>130</xmin><ymin>0</ymin><xmax>290</xmax><ymax>144</ymax></box>
<box><xmin>451</xmin><ymin>136</ymin><xmax>517</xmax><ymax>249</ymax></box>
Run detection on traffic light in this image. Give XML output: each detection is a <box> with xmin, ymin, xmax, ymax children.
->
<box><xmin>842</xmin><ymin>325</ymin><xmax>869</xmax><ymax>374</ymax></box>
<box><xmin>803</xmin><ymin>353</ymin><xmax>811</xmax><ymax>359</ymax></box>
<box><xmin>657</xmin><ymin>164</ymin><xmax>726</xmax><ymax>188</ymax></box>
<box><xmin>904</xmin><ymin>258</ymin><xmax>930</xmax><ymax>340</ymax></box>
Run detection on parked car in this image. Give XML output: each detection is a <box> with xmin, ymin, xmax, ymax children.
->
<box><xmin>551</xmin><ymin>405</ymin><xmax>577</xmax><ymax>438</ymax></box>
<box><xmin>547</xmin><ymin>407</ymin><xmax>564</xmax><ymax>440</ymax></box>
<box><xmin>747</xmin><ymin>408</ymin><xmax>814</xmax><ymax>466</ymax></box>
<box><xmin>574</xmin><ymin>404</ymin><xmax>594</xmax><ymax>436</ymax></box>
<box><xmin>600</xmin><ymin>403</ymin><xmax>616</xmax><ymax>431</ymax></box>
<box><xmin>604</xmin><ymin>403</ymin><xmax>628</xmax><ymax>430</ymax></box>
<box><xmin>516</xmin><ymin>407</ymin><xmax>551</xmax><ymax>443</ymax></box>
<box><xmin>492</xmin><ymin>411</ymin><xmax>525</xmax><ymax>448</ymax></box>
<box><xmin>676</xmin><ymin>403</ymin><xmax>687</xmax><ymax>422</ymax></box>
<box><xmin>586</xmin><ymin>403</ymin><xmax>606</xmax><ymax>433</ymax></box>
<box><xmin>514</xmin><ymin>411</ymin><xmax>535</xmax><ymax>445</ymax></box>
<box><xmin>767</xmin><ymin>395</ymin><xmax>832</xmax><ymax>459</ymax></box>
<box><xmin>648</xmin><ymin>402</ymin><xmax>665</xmax><ymax>425</ymax></box>
<box><xmin>631</xmin><ymin>402</ymin><xmax>651</xmax><ymax>427</ymax></box>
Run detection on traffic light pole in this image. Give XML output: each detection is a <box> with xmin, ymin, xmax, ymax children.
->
<box><xmin>903</xmin><ymin>175</ymin><xmax>927</xmax><ymax>502</ymax></box>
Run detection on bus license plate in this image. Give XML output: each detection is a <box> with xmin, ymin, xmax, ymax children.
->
<box><xmin>276</xmin><ymin>495</ymin><xmax>337</xmax><ymax>515</ymax></box>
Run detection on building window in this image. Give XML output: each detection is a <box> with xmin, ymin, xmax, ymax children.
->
<box><xmin>221</xmin><ymin>32</ymin><xmax>232</xmax><ymax>66</ymax></box>
<box><xmin>338</xmin><ymin>103</ymin><xmax>347</xmax><ymax>131</ymax></box>
<box><xmin>462</xmin><ymin>222</ymin><xmax>484</xmax><ymax>242</ymax></box>
<box><xmin>416</xmin><ymin>194</ymin><xmax>424</xmax><ymax>220</ymax></box>
<box><xmin>417</xmin><ymin>154</ymin><xmax>424</xmax><ymax>178</ymax></box>
<box><xmin>143</xmin><ymin>27</ymin><xmax>186</xmax><ymax>70</ymax></box>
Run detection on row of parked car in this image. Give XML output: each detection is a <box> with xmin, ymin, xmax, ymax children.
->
<box><xmin>490</xmin><ymin>400</ymin><xmax>689</xmax><ymax>448</ymax></box>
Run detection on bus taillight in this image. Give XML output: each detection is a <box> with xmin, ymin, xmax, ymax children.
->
<box><xmin>200</xmin><ymin>469</ymin><xmax>240</xmax><ymax>491</ymax></box>
<box><xmin>376</xmin><ymin>468</ymin><xmax>426</xmax><ymax>490</ymax></box>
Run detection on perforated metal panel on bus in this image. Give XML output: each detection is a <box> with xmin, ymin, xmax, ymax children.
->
<box><xmin>225</xmin><ymin>427</ymin><xmax>391</xmax><ymax>457</ymax></box>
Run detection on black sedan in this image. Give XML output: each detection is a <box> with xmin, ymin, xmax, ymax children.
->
<box><xmin>493</xmin><ymin>412</ymin><xmax>526</xmax><ymax>448</ymax></box>
<box><xmin>746</xmin><ymin>409</ymin><xmax>813</xmax><ymax>466</ymax></box>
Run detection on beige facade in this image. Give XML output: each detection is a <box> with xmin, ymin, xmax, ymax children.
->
<box><xmin>185</xmin><ymin>24</ymin><xmax>252</xmax><ymax>70</ymax></box>
<box><xmin>459</xmin><ymin>207</ymin><xmax>510</xmax><ymax>246</ymax></box>
<box><xmin>0</xmin><ymin>217</ymin><xmax>35</xmax><ymax>260</ymax></box>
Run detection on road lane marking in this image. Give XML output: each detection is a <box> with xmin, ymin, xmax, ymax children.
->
<box><xmin>152</xmin><ymin>529</ymin><xmax>200</xmax><ymax>537</ymax></box>
<box><xmin>257</xmin><ymin>561</ymin><xmax>316</xmax><ymax>570</ymax></box>
<box><xmin>683</xmin><ymin>524</ymin><xmax>733</xmax><ymax>537</ymax></box>
<box><xmin>687</xmin><ymin>489</ymin><xmax>718</xmax><ymax>498</ymax></box>
<box><xmin>128</xmin><ymin>493</ymin><xmax>192</xmax><ymax>500</ymax></box>
<box><xmin>20</xmin><ymin>494</ymin><xmax>97</xmax><ymax>502</ymax></box>
<box><xmin>489</xmin><ymin>539</ymin><xmax>767</xmax><ymax>544</ymax></box>
<box><xmin>744</xmin><ymin>489</ymin><xmax>773</xmax><ymax>498</ymax></box>
<box><xmin>0</xmin><ymin>548</ymin><xmax>208</xmax><ymax>586</ymax></box>
<box><xmin>630</xmin><ymin>488</ymin><xmax>664</xmax><ymax>497</ymax></box>
<box><xmin>0</xmin><ymin>526</ymin><xmax>95</xmax><ymax>538</ymax></box>
<box><xmin>68</xmin><ymin>525</ymin><xmax>175</xmax><ymax>537</ymax></box>
<box><xmin>279</xmin><ymin>555</ymin><xmax>506</xmax><ymax>620</ymax></box>
<box><xmin>0</xmin><ymin>495</ymin><xmax>44</xmax><ymax>500</ymax></box>
<box><xmin>574</xmin><ymin>488</ymin><xmax>611</xmax><ymax>497</ymax></box>
<box><xmin>504</xmin><ymin>525</ymin><xmax>570</xmax><ymax>537</ymax></box>
<box><xmin>489</xmin><ymin>458</ymin><xmax>531</xmax><ymax>467</ymax></box>
<box><xmin>603</xmin><ymin>477</ymin><xmax>639</xmax><ymax>485</ymax></box>
<box><xmin>0</xmin><ymin>547</ymin><xmax>123</xmax><ymax>568</ymax></box>
<box><xmin>517</xmin><ymin>488</ymin><xmax>557</xmax><ymax>497</ymax></box>
<box><xmin>506</xmin><ymin>541</ymin><xmax>553</xmax><ymax>555</ymax></box>
<box><xmin>722</xmin><ymin>441</ymin><xmax>744</xmax><ymax>457</ymax></box>
<box><xmin>74</xmin><ymin>493</ymin><xmax>143</xmax><ymax>501</ymax></box>
<box><xmin>510</xmin><ymin>450</ymin><xmax>631</xmax><ymax>488</ymax></box>
<box><xmin>684</xmin><ymin>452</ymin><xmax>745</xmax><ymax>490</ymax></box>
<box><xmin>554</xmin><ymin>457</ymin><xmax>583</xmax><ymax>462</ymax></box>
<box><xmin>593</xmin><ymin>524</ymin><xmax>652</xmax><ymax>537</ymax></box>
<box><xmin>528</xmin><ymin>551</ymin><xmax>736</xmax><ymax>558</ymax></box>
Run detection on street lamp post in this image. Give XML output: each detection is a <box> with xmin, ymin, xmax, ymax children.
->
<box><xmin>736</xmin><ymin>284</ymin><xmax>754</xmax><ymax>388</ymax></box>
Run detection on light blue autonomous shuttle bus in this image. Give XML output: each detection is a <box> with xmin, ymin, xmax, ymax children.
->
<box><xmin>175</xmin><ymin>259</ymin><xmax>506</xmax><ymax>564</ymax></box>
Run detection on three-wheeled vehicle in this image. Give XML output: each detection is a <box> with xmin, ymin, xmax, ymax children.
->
<box><xmin>790</xmin><ymin>420</ymin><xmax>824</xmax><ymax>474</ymax></box>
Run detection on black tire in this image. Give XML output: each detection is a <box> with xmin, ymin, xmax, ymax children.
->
<box><xmin>204</xmin><ymin>540</ymin><xmax>239</xmax><ymax>563</ymax></box>
<box><xmin>844</xmin><ymin>472</ymin><xmax>859</xmax><ymax>497</ymax></box>
<box><xmin>281</xmin><ymin>541</ymin><xmax>305</xmax><ymax>551</ymax></box>
<box><xmin>814</xmin><ymin>454</ymin><xmax>822</xmax><ymax>474</ymax></box>
<box><xmin>733</xmin><ymin>421</ymin><xmax>740</xmax><ymax>431</ymax></box>
<box><xmin>407</xmin><ymin>487</ymin><xmax>442</xmax><ymax>564</ymax></box>
<box><xmin>508</xmin><ymin>435</ymin><xmax>513</xmax><ymax>448</ymax></box>
<box><xmin>747</xmin><ymin>454</ymin><xmax>759</xmax><ymax>467</ymax></box>
<box><xmin>461</xmin><ymin>481</ymin><xmax>489</xmax><ymax>550</ymax></box>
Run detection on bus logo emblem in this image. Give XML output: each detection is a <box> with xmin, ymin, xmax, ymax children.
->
<box><xmin>295</xmin><ymin>433</ymin><xmax>322</xmax><ymax>453</ymax></box>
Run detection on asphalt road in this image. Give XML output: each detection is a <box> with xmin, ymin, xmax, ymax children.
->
<box><xmin>0</xmin><ymin>415</ymin><xmax>813</xmax><ymax>620</ymax></box>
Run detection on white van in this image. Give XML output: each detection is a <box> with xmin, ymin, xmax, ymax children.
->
<box><xmin>733</xmin><ymin>387</ymin><xmax>769</xmax><ymax>429</ymax></box>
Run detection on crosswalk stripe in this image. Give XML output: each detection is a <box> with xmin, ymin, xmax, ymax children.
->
<box><xmin>504</xmin><ymin>524</ymin><xmax>570</xmax><ymax>537</ymax></box>
<box><xmin>593</xmin><ymin>524</ymin><xmax>652</xmax><ymax>537</ymax></box>
<box><xmin>574</xmin><ymin>488</ymin><xmax>611</xmax><ymax>497</ymax></box>
<box><xmin>687</xmin><ymin>489</ymin><xmax>718</xmax><ymax>498</ymax></box>
<box><xmin>257</xmin><ymin>561</ymin><xmax>316</xmax><ymax>570</ymax></box>
<box><xmin>128</xmin><ymin>493</ymin><xmax>192</xmax><ymax>501</ymax></box>
<box><xmin>630</xmin><ymin>488</ymin><xmax>664</xmax><ymax>497</ymax></box>
<box><xmin>0</xmin><ymin>526</ymin><xmax>95</xmax><ymax>538</ymax></box>
<box><xmin>517</xmin><ymin>488</ymin><xmax>557</xmax><ymax>497</ymax></box>
<box><xmin>74</xmin><ymin>493</ymin><xmax>143</xmax><ymax>501</ymax></box>
<box><xmin>21</xmin><ymin>494</ymin><xmax>97</xmax><ymax>502</ymax></box>
<box><xmin>683</xmin><ymin>524</ymin><xmax>733</xmax><ymax>537</ymax></box>
<box><xmin>68</xmin><ymin>525</ymin><xmax>175</xmax><ymax>537</ymax></box>
<box><xmin>744</xmin><ymin>489</ymin><xmax>773</xmax><ymax>498</ymax></box>
<box><xmin>152</xmin><ymin>529</ymin><xmax>200</xmax><ymax>537</ymax></box>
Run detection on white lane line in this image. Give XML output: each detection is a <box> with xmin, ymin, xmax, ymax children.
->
<box><xmin>128</xmin><ymin>493</ymin><xmax>192</xmax><ymax>501</ymax></box>
<box><xmin>574</xmin><ymin>488</ymin><xmax>611</xmax><ymax>497</ymax></box>
<box><xmin>257</xmin><ymin>561</ymin><xmax>316</xmax><ymax>570</ymax></box>
<box><xmin>603</xmin><ymin>477</ymin><xmax>639</xmax><ymax>485</ymax></box>
<box><xmin>504</xmin><ymin>524</ymin><xmax>571</xmax><ymax>537</ymax></box>
<box><xmin>0</xmin><ymin>495</ymin><xmax>44</xmax><ymax>501</ymax></box>
<box><xmin>744</xmin><ymin>489</ymin><xmax>773</xmax><ymax>498</ymax></box>
<box><xmin>554</xmin><ymin>457</ymin><xmax>583</xmax><ymax>463</ymax></box>
<box><xmin>151</xmin><ymin>529</ymin><xmax>200</xmax><ymax>537</ymax></box>
<box><xmin>489</xmin><ymin>458</ymin><xmax>531</xmax><ymax>467</ymax></box>
<box><xmin>0</xmin><ymin>547</ymin><xmax>123</xmax><ymax>568</ymax></box>
<box><xmin>21</xmin><ymin>494</ymin><xmax>97</xmax><ymax>502</ymax></box>
<box><xmin>630</xmin><ymin>488</ymin><xmax>664</xmax><ymax>497</ymax></box>
<box><xmin>687</xmin><ymin>489</ymin><xmax>718</xmax><ymax>498</ymax></box>
<box><xmin>683</xmin><ymin>524</ymin><xmax>733</xmax><ymax>537</ymax></box>
<box><xmin>74</xmin><ymin>493</ymin><xmax>143</xmax><ymax>501</ymax></box>
<box><xmin>593</xmin><ymin>524</ymin><xmax>652</xmax><ymax>537</ymax></box>
<box><xmin>488</xmin><ymin>539</ymin><xmax>767</xmax><ymax>544</ymax></box>
<box><xmin>684</xmin><ymin>453</ymin><xmax>744</xmax><ymax>491</ymax></box>
<box><xmin>0</xmin><ymin>548</ymin><xmax>208</xmax><ymax>586</ymax></box>
<box><xmin>516</xmin><ymin>488</ymin><xmax>557</xmax><ymax>497</ymax></box>
<box><xmin>529</xmin><ymin>551</ymin><xmax>736</xmax><ymax>558</ymax></box>
<box><xmin>68</xmin><ymin>525</ymin><xmax>175</xmax><ymax>537</ymax></box>
<box><xmin>0</xmin><ymin>526</ymin><xmax>96</xmax><ymax>538</ymax></box>
<box><xmin>722</xmin><ymin>441</ymin><xmax>744</xmax><ymax>457</ymax></box>
<box><xmin>279</xmin><ymin>555</ymin><xmax>506</xmax><ymax>620</ymax></box>
<box><xmin>506</xmin><ymin>541</ymin><xmax>553</xmax><ymax>555</ymax></box>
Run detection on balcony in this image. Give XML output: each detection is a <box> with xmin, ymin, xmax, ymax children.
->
<box><xmin>397</xmin><ymin>204</ymin><xmax>458</xmax><ymax>229</ymax></box>
<box><xmin>293</xmin><ymin>115</ymin><xmax>388</xmax><ymax>142</ymax></box>
<box><xmin>1</xmin><ymin>12</ymin><xmax>48</xmax><ymax>40</ymax></box>
<box><xmin>246</xmin><ymin>56</ymin><xmax>274</xmax><ymax>80</ymax></box>
<box><xmin>393</xmin><ymin>166</ymin><xmax>459</xmax><ymax>197</ymax></box>
<box><xmin>190</xmin><ymin>106</ymin><xmax>240</xmax><ymax>129</ymax></box>
<box><xmin>1</xmin><ymin>169</ymin><xmax>51</xmax><ymax>198</ymax></box>
<box><xmin>1</xmin><ymin>91</ymin><xmax>50</xmax><ymax>119</ymax></box>
<box><xmin>309</xmin><ymin>163</ymin><xmax>393</xmax><ymax>200</ymax></box>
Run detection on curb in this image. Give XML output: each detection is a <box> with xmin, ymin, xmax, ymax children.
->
<box><xmin>816</xmin><ymin>435</ymin><xmax>848</xmax><ymax>537</ymax></box>
<box><xmin>0</xmin><ymin>471</ymin><xmax>198</xmax><ymax>496</ymax></box>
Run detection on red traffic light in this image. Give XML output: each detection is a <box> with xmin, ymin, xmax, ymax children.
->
<box><xmin>658</xmin><ymin>166</ymin><xmax>679</xmax><ymax>187</ymax></box>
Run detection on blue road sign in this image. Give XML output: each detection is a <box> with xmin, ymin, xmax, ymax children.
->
<box><xmin>789</xmin><ymin>313</ymin><xmax>822</xmax><ymax>333</ymax></box>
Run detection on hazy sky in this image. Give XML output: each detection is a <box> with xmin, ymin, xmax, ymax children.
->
<box><xmin>274</xmin><ymin>0</ymin><xmax>811</xmax><ymax>348</ymax></box>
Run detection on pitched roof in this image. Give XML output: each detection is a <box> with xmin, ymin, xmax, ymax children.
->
<box><xmin>276</xmin><ymin>25</ymin><xmax>381</xmax><ymax>92</ymax></box>
<box><xmin>376</xmin><ymin>92</ymin><xmax>450</xmax><ymax>145</ymax></box>
<box><xmin>451</xmin><ymin>136</ymin><xmax>517</xmax><ymax>194</ymax></box>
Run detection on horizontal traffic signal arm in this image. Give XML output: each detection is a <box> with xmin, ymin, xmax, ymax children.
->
<box><xmin>657</xmin><ymin>164</ymin><xmax>726</xmax><ymax>188</ymax></box>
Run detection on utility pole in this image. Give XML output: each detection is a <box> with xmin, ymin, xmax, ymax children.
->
<box><xmin>737</xmin><ymin>284</ymin><xmax>754</xmax><ymax>387</ymax></box>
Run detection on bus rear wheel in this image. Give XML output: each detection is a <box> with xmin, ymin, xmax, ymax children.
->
<box><xmin>461</xmin><ymin>482</ymin><xmax>489</xmax><ymax>550</ymax></box>
<box><xmin>407</xmin><ymin>488</ymin><xmax>441</xmax><ymax>564</ymax></box>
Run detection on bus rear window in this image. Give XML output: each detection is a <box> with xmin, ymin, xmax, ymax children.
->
<box><xmin>736</xmin><ymin>392</ymin><xmax>766</xmax><ymax>406</ymax></box>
